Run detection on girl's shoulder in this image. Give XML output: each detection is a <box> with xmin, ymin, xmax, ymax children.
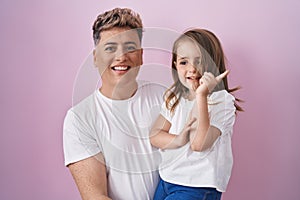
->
<box><xmin>208</xmin><ymin>90</ymin><xmax>235</xmax><ymax>105</ymax></box>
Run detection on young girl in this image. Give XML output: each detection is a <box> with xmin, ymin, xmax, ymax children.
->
<box><xmin>150</xmin><ymin>29</ymin><xmax>243</xmax><ymax>200</ymax></box>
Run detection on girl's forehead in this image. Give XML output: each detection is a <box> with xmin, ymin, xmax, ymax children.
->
<box><xmin>176</xmin><ymin>39</ymin><xmax>201</xmax><ymax>58</ymax></box>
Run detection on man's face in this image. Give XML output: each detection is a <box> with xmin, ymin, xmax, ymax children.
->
<box><xmin>93</xmin><ymin>27</ymin><xmax>143</xmax><ymax>86</ymax></box>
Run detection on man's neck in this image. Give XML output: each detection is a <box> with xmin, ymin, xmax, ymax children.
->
<box><xmin>100</xmin><ymin>81</ymin><xmax>138</xmax><ymax>100</ymax></box>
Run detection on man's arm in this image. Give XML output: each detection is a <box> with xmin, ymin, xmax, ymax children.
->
<box><xmin>68</xmin><ymin>153</ymin><xmax>111</xmax><ymax>200</ymax></box>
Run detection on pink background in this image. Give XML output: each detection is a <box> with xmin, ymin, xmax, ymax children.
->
<box><xmin>1</xmin><ymin>0</ymin><xmax>299</xmax><ymax>199</ymax></box>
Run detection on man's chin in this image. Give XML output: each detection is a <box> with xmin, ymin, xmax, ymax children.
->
<box><xmin>114</xmin><ymin>73</ymin><xmax>138</xmax><ymax>85</ymax></box>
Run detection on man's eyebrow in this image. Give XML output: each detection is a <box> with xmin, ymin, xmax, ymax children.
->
<box><xmin>104</xmin><ymin>41</ymin><xmax>138</xmax><ymax>46</ymax></box>
<box><xmin>104</xmin><ymin>42</ymin><xmax>117</xmax><ymax>46</ymax></box>
<box><xmin>124</xmin><ymin>41</ymin><xmax>137</xmax><ymax>45</ymax></box>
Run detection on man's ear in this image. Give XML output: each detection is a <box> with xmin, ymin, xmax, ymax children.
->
<box><xmin>93</xmin><ymin>49</ymin><xmax>97</xmax><ymax>67</ymax></box>
<box><xmin>140</xmin><ymin>48</ymin><xmax>143</xmax><ymax>65</ymax></box>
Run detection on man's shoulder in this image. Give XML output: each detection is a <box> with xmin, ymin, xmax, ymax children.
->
<box><xmin>137</xmin><ymin>80</ymin><xmax>166</xmax><ymax>95</ymax></box>
<box><xmin>67</xmin><ymin>90</ymin><xmax>98</xmax><ymax>116</ymax></box>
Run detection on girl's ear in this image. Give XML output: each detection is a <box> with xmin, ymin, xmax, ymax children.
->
<box><xmin>173</xmin><ymin>61</ymin><xmax>177</xmax><ymax>65</ymax></box>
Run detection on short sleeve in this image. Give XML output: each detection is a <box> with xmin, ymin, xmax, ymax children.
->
<box><xmin>160</xmin><ymin>102</ymin><xmax>172</xmax><ymax>122</ymax></box>
<box><xmin>208</xmin><ymin>90</ymin><xmax>236</xmax><ymax>136</ymax></box>
<box><xmin>63</xmin><ymin>110</ymin><xmax>101</xmax><ymax>166</ymax></box>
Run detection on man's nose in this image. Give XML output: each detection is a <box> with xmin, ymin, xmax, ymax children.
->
<box><xmin>115</xmin><ymin>47</ymin><xmax>128</xmax><ymax>61</ymax></box>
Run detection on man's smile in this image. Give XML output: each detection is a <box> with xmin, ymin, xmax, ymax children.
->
<box><xmin>111</xmin><ymin>65</ymin><xmax>131</xmax><ymax>71</ymax></box>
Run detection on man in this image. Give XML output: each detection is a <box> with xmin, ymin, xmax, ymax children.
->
<box><xmin>63</xmin><ymin>8</ymin><xmax>165</xmax><ymax>199</ymax></box>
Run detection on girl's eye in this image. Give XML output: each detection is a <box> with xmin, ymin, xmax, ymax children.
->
<box><xmin>195</xmin><ymin>60</ymin><xmax>201</xmax><ymax>65</ymax></box>
<box><xmin>179</xmin><ymin>61</ymin><xmax>187</xmax><ymax>65</ymax></box>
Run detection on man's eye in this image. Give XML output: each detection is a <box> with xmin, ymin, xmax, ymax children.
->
<box><xmin>126</xmin><ymin>46</ymin><xmax>137</xmax><ymax>52</ymax></box>
<box><xmin>104</xmin><ymin>46</ymin><xmax>116</xmax><ymax>52</ymax></box>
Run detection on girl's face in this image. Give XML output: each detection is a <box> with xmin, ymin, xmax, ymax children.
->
<box><xmin>175</xmin><ymin>38</ymin><xmax>202</xmax><ymax>92</ymax></box>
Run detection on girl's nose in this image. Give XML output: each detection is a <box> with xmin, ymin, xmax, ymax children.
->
<box><xmin>187</xmin><ymin>64</ymin><xmax>197</xmax><ymax>73</ymax></box>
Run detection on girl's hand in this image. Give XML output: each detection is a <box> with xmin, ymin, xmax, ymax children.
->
<box><xmin>174</xmin><ymin>117</ymin><xmax>196</xmax><ymax>147</ymax></box>
<box><xmin>196</xmin><ymin>70</ymin><xmax>229</xmax><ymax>96</ymax></box>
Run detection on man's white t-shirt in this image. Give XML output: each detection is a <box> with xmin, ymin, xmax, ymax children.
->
<box><xmin>159</xmin><ymin>90</ymin><xmax>236</xmax><ymax>192</ymax></box>
<box><xmin>63</xmin><ymin>81</ymin><xmax>165</xmax><ymax>200</ymax></box>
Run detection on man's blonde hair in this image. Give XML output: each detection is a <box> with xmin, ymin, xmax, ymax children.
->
<box><xmin>92</xmin><ymin>8</ymin><xmax>143</xmax><ymax>45</ymax></box>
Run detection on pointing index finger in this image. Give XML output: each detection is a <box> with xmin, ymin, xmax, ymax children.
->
<box><xmin>216</xmin><ymin>70</ymin><xmax>229</xmax><ymax>83</ymax></box>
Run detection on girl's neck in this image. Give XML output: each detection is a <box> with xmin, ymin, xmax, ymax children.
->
<box><xmin>184</xmin><ymin>90</ymin><xmax>196</xmax><ymax>101</ymax></box>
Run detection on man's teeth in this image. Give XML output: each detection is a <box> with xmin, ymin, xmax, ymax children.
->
<box><xmin>112</xmin><ymin>66</ymin><xmax>129</xmax><ymax>71</ymax></box>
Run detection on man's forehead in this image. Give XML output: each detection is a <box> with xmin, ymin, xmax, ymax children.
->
<box><xmin>100</xmin><ymin>28</ymin><xmax>140</xmax><ymax>44</ymax></box>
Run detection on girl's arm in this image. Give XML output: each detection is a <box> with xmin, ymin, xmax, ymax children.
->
<box><xmin>150</xmin><ymin>114</ymin><xmax>196</xmax><ymax>150</ymax></box>
<box><xmin>189</xmin><ymin>95</ymin><xmax>221</xmax><ymax>152</ymax></box>
<box><xmin>189</xmin><ymin>71</ymin><xmax>229</xmax><ymax>152</ymax></box>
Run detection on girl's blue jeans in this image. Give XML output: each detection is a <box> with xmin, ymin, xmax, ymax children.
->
<box><xmin>153</xmin><ymin>178</ymin><xmax>222</xmax><ymax>200</ymax></box>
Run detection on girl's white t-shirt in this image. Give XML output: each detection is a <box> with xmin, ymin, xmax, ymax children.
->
<box><xmin>159</xmin><ymin>90</ymin><xmax>236</xmax><ymax>192</ymax></box>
